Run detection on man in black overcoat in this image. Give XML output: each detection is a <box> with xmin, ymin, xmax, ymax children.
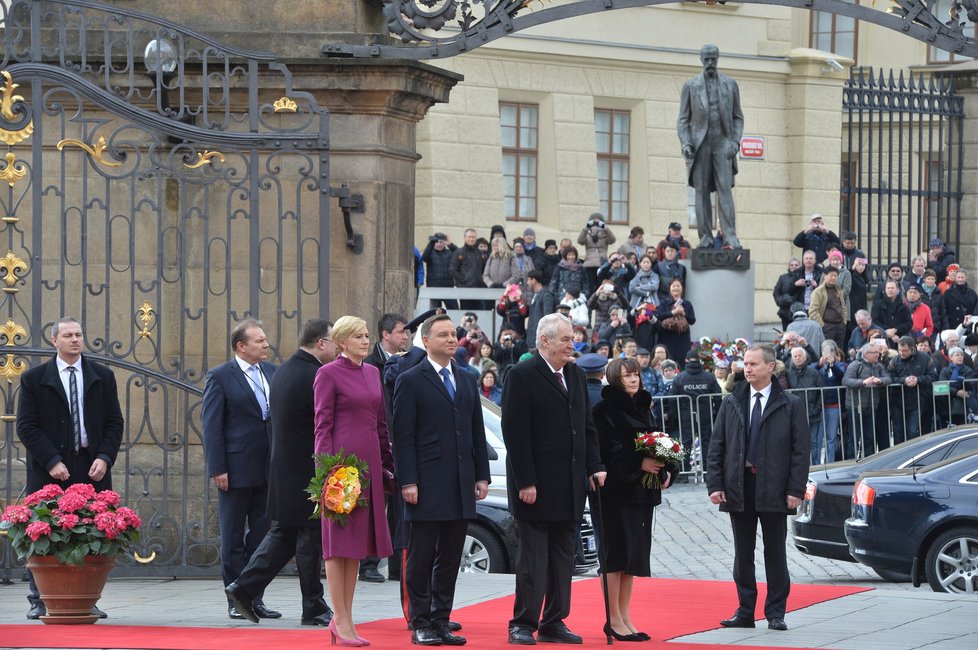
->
<box><xmin>202</xmin><ymin>318</ymin><xmax>280</xmax><ymax>620</ymax></box>
<box><xmin>501</xmin><ymin>313</ymin><xmax>606</xmax><ymax>645</ymax></box>
<box><xmin>706</xmin><ymin>344</ymin><xmax>809</xmax><ymax>631</ymax></box>
<box><xmin>391</xmin><ymin>314</ymin><xmax>490</xmax><ymax>645</ymax></box>
<box><xmin>225</xmin><ymin>319</ymin><xmax>336</xmax><ymax>626</ymax></box>
<box><xmin>16</xmin><ymin>317</ymin><xmax>124</xmax><ymax>620</ymax></box>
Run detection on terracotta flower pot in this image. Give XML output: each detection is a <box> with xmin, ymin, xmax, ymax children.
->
<box><xmin>27</xmin><ymin>554</ymin><xmax>115</xmax><ymax>624</ymax></box>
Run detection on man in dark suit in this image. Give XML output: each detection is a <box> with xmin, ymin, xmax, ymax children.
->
<box><xmin>202</xmin><ymin>318</ymin><xmax>281</xmax><ymax>620</ymax></box>
<box><xmin>16</xmin><ymin>317</ymin><xmax>124</xmax><ymax>620</ymax></box>
<box><xmin>706</xmin><ymin>344</ymin><xmax>809</xmax><ymax>631</ymax></box>
<box><xmin>360</xmin><ymin>312</ymin><xmax>409</xmax><ymax>583</ymax></box>
<box><xmin>225</xmin><ymin>319</ymin><xmax>336</xmax><ymax>626</ymax></box>
<box><xmin>677</xmin><ymin>44</ymin><xmax>745</xmax><ymax>249</ymax></box>
<box><xmin>392</xmin><ymin>314</ymin><xmax>490</xmax><ymax>645</ymax></box>
<box><xmin>502</xmin><ymin>313</ymin><xmax>606</xmax><ymax>645</ymax></box>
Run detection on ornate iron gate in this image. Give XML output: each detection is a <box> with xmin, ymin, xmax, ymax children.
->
<box><xmin>0</xmin><ymin>0</ymin><xmax>332</xmax><ymax>577</ymax></box>
<box><xmin>841</xmin><ymin>67</ymin><xmax>963</xmax><ymax>284</ymax></box>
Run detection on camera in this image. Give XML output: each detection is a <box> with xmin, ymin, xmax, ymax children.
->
<box><xmin>503</xmin><ymin>335</ymin><xmax>512</xmax><ymax>342</ymax></box>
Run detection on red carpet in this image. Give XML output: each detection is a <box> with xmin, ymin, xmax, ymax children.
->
<box><xmin>0</xmin><ymin>578</ymin><xmax>868</xmax><ymax>649</ymax></box>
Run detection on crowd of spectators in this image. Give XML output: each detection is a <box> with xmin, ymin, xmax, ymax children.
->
<box><xmin>417</xmin><ymin>213</ymin><xmax>977</xmax><ymax>467</ymax></box>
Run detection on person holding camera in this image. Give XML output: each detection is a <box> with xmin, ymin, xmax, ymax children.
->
<box><xmin>421</xmin><ymin>233</ymin><xmax>458</xmax><ymax>309</ymax></box>
<box><xmin>589</xmin><ymin>279</ymin><xmax>629</xmax><ymax>335</ymax></box>
<box><xmin>577</xmin><ymin>212</ymin><xmax>617</xmax><ymax>292</ymax></box>
<box><xmin>793</xmin><ymin>214</ymin><xmax>840</xmax><ymax>264</ymax></box>
<box><xmin>493</xmin><ymin>325</ymin><xmax>528</xmax><ymax>383</ymax></box>
<box><xmin>596</xmin><ymin>252</ymin><xmax>637</xmax><ymax>300</ymax></box>
<box><xmin>497</xmin><ymin>283</ymin><xmax>529</xmax><ymax>338</ymax></box>
<box><xmin>456</xmin><ymin>313</ymin><xmax>488</xmax><ymax>361</ymax></box>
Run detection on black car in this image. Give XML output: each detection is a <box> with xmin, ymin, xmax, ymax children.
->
<box><xmin>460</xmin><ymin>399</ymin><xmax>598</xmax><ymax>574</ymax></box>
<box><xmin>844</xmin><ymin>451</ymin><xmax>978</xmax><ymax>594</ymax></box>
<box><xmin>791</xmin><ymin>425</ymin><xmax>978</xmax><ymax>580</ymax></box>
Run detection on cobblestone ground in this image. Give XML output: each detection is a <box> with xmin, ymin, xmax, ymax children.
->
<box><xmin>642</xmin><ymin>481</ymin><xmax>914</xmax><ymax>590</ymax></box>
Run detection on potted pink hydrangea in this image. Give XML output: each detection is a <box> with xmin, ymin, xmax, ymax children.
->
<box><xmin>1</xmin><ymin>483</ymin><xmax>141</xmax><ymax>624</ymax></box>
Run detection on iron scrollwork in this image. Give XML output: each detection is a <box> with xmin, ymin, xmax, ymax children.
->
<box><xmin>326</xmin><ymin>0</ymin><xmax>978</xmax><ymax>60</ymax></box>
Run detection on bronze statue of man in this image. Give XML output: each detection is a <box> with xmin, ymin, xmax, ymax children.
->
<box><xmin>677</xmin><ymin>44</ymin><xmax>745</xmax><ymax>249</ymax></box>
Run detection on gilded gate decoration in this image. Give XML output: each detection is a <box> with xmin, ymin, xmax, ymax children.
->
<box><xmin>0</xmin><ymin>1</ymin><xmax>333</xmax><ymax>577</ymax></box>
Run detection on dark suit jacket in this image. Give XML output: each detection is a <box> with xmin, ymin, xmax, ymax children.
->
<box><xmin>677</xmin><ymin>70</ymin><xmax>744</xmax><ymax>187</ymax></box>
<box><xmin>267</xmin><ymin>349</ymin><xmax>320</xmax><ymax>527</ymax></box>
<box><xmin>202</xmin><ymin>359</ymin><xmax>276</xmax><ymax>489</ymax></box>
<box><xmin>391</xmin><ymin>359</ymin><xmax>490</xmax><ymax>522</ymax></box>
<box><xmin>17</xmin><ymin>355</ymin><xmax>124</xmax><ymax>492</ymax></box>
<box><xmin>501</xmin><ymin>353</ymin><xmax>604</xmax><ymax>522</ymax></box>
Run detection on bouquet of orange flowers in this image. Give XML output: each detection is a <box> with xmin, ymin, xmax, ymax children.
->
<box><xmin>635</xmin><ymin>431</ymin><xmax>685</xmax><ymax>489</ymax></box>
<box><xmin>305</xmin><ymin>449</ymin><xmax>370</xmax><ymax>526</ymax></box>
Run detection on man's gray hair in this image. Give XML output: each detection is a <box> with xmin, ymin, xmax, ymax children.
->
<box><xmin>860</xmin><ymin>342</ymin><xmax>880</xmax><ymax>356</ymax></box>
<box><xmin>855</xmin><ymin>309</ymin><xmax>870</xmax><ymax>321</ymax></box>
<box><xmin>790</xmin><ymin>346</ymin><xmax>808</xmax><ymax>357</ymax></box>
<box><xmin>536</xmin><ymin>313</ymin><xmax>572</xmax><ymax>349</ymax></box>
<box><xmin>948</xmin><ymin>346</ymin><xmax>964</xmax><ymax>358</ymax></box>
<box><xmin>747</xmin><ymin>343</ymin><xmax>775</xmax><ymax>364</ymax></box>
<box><xmin>51</xmin><ymin>317</ymin><xmax>80</xmax><ymax>339</ymax></box>
<box><xmin>821</xmin><ymin>339</ymin><xmax>838</xmax><ymax>355</ymax></box>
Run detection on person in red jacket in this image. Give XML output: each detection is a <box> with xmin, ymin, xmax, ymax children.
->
<box><xmin>496</xmin><ymin>284</ymin><xmax>528</xmax><ymax>338</ymax></box>
<box><xmin>905</xmin><ymin>284</ymin><xmax>934</xmax><ymax>339</ymax></box>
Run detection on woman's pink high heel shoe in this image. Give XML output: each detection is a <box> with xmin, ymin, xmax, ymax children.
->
<box><xmin>328</xmin><ymin>619</ymin><xmax>365</xmax><ymax>647</ymax></box>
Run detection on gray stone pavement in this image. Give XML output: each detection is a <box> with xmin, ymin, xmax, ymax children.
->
<box><xmin>1</xmin><ymin>482</ymin><xmax>976</xmax><ymax>648</ymax></box>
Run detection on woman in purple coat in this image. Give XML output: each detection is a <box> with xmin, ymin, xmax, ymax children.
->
<box><xmin>314</xmin><ymin>315</ymin><xmax>394</xmax><ymax>646</ymax></box>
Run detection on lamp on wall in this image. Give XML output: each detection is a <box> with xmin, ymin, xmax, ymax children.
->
<box><xmin>142</xmin><ymin>38</ymin><xmax>193</xmax><ymax>139</ymax></box>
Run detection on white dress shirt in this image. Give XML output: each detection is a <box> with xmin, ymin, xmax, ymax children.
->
<box><xmin>56</xmin><ymin>356</ymin><xmax>88</xmax><ymax>448</ymax></box>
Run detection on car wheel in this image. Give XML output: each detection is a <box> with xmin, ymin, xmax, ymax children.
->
<box><xmin>924</xmin><ymin>527</ymin><xmax>978</xmax><ymax>594</ymax></box>
<box><xmin>460</xmin><ymin>523</ymin><xmax>507</xmax><ymax>574</ymax></box>
<box><xmin>873</xmin><ymin>567</ymin><xmax>912</xmax><ymax>583</ymax></box>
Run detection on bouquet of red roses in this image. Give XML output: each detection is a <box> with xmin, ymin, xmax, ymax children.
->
<box><xmin>634</xmin><ymin>431</ymin><xmax>685</xmax><ymax>489</ymax></box>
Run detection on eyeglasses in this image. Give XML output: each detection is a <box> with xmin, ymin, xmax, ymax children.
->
<box><xmin>319</xmin><ymin>337</ymin><xmax>333</xmax><ymax>344</ymax></box>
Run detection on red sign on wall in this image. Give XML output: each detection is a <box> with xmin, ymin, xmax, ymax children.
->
<box><xmin>739</xmin><ymin>136</ymin><xmax>765</xmax><ymax>160</ymax></box>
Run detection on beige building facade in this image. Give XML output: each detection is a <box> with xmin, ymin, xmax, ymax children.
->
<box><xmin>413</xmin><ymin>2</ymin><xmax>974</xmax><ymax>325</ymax></box>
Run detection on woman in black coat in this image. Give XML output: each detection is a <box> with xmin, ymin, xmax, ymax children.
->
<box><xmin>656</xmin><ymin>278</ymin><xmax>696</xmax><ymax>367</ymax></box>
<box><xmin>772</xmin><ymin>257</ymin><xmax>803</xmax><ymax>330</ymax></box>
<box><xmin>592</xmin><ymin>358</ymin><xmax>676</xmax><ymax>642</ymax></box>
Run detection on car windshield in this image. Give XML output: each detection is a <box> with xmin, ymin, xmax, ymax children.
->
<box><xmin>482</xmin><ymin>399</ymin><xmax>504</xmax><ymax>450</ymax></box>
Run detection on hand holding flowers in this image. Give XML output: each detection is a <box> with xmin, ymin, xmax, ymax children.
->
<box><xmin>306</xmin><ymin>449</ymin><xmax>370</xmax><ymax>527</ymax></box>
<box><xmin>635</xmin><ymin>431</ymin><xmax>685</xmax><ymax>489</ymax></box>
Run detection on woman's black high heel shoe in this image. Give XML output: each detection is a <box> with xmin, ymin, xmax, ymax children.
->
<box><xmin>632</xmin><ymin>631</ymin><xmax>651</xmax><ymax>641</ymax></box>
<box><xmin>603</xmin><ymin>623</ymin><xmax>641</xmax><ymax>642</ymax></box>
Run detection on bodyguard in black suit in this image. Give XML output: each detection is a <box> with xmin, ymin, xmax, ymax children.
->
<box><xmin>225</xmin><ymin>319</ymin><xmax>336</xmax><ymax>626</ymax></box>
<box><xmin>202</xmin><ymin>318</ymin><xmax>281</xmax><ymax>620</ymax></box>
<box><xmin>392</xmin><ymin>314</ymin><xmax>490</xmax><ymax>646</ymax></box>
<box><xmin>16</xmin><ymin>317</ymin><xmax>123</xmax><ymax>619</ymax></box>
<box><xmin>706</xmin><ymin>344</ymin><xmax>809</xmax><ymax>632</ymax></box>
<box><xmin>501</xmin><ymin>313</ymin><xmax>606</xmax><ymax>645</ymax></box>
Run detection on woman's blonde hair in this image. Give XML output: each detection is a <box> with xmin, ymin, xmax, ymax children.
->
<box><xmin>331</xmin><ymin>316</ymin><xmax>367</xmax><ymax>350</ymax></box>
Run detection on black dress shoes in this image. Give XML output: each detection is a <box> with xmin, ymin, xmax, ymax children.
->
<box><xmin>412</xmin><ymin>627</ymin><xmax>443</xmax><ymax>645</ymax></box>
<box><xmin>768</xmin><ymin>618</ymin><xmax>788</xmax><ymax>631</ymax></box>
<box><xmin>508</xmin><ymin>626</ymin><xmax>536</xmax><ymax>645</ymax></box>
<box><xmin>225</xmin><ymin>583</ymin><xmax>258</xmax><ymax>623</ymax></box>
<box><xmin>719</xmin><ymin>614</ymin><xmax>756</xmax><ymax>628</ymax></box>
<box><xmin>449</xmin><ymin>621</ymin><xmax>462</xmax><ymax>631</ymax></box>
<box><xmin>92</xmin><ymin>605</ymin><xmax>108</xmax><ymax>619</ymax></box>
<box><xmin>26</xmin><ymin>603</ymin><xmax>46</xmax><ymax>620</ymax></box>
<box><xmin>537</xmin><ymin>625</ymin><xmax>583</xmax><ymax>644</ymax></box>
<box><xmin>434</xmin><ymin>624</ymin><xmax>467</xmax><ymax>645</ymax></box>
<box><xmin>302</xmin><ymin>611</ymin><xmax>334</xmax><ymax>626</ymax></box>
<box><xmin>253</xmin><ymin>602</ymin><xmax>282</xmax><ymax>619</ymax></box>
<box><xmin>359</xmin><ymin>567</ymin><xmax>386</xmax><ymax>583</ymax></box>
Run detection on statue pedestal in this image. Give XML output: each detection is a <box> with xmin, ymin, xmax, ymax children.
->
<box><xmin>682</xmin><ymin>253</ymin><xmax>755</xmax><ymax>344</ymax></box>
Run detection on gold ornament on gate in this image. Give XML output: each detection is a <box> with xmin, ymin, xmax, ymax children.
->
<box><xmin>0</xmin><ymin>71</ymin><xmax>34</xmax><ymax>145</ymax></box>
<box><xmin>273</xmin><ymin>96</ymin><xmax>297</xmax><ymax>113</ymax></box>
<box><xmin>56</xmin><ymin>135</ymin><xmax>122</xmax><ymax>168</ymax></box>
<box><xmin>184</xmin><ymin>150</ymin><xmax>226</xmax><ymax>169</ymax></box>
<box><xmin>136</xmin><ymin>301</ymin><xmax>155</xmax><ymax>339</ymax></box>
<box><xmin>0</xmin><ymin>318</ymin><xmax>27</xmax><ymax>383</ymax></box>
<box><xmin>0</xmin><ymin>250</ymin><xmax>27</xmax><ymax>293</ymax></box>
<box><xmin>0</xmin><ymin>152</ymin><xmax>26</xmax><ymax>187</ymax></box>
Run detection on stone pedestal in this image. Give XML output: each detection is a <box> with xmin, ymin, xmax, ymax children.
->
<box><xmin>683</xmin><ymin>258</ymin><xmax>756</xmax><ymax>343</ymax></box>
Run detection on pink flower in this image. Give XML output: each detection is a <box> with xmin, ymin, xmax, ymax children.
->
<box><xmin>1</xmin><ymin>504</ymin><xmax>31</xmax><ymax>523</ymax></box>
<box><xmin>115</xmin><ymin>507</ymin><xmax>141</xmax><ymax>529</ymax></box>
<box><xmin>56</xmin><ymin>513</ymin><xmax>80</xmax><ymax>529</ymax></box>
<box><xmin>88</xmin><ymin>500</ymin><xmax>110</xmax><ymax>514</ymax></box>
<box><xmin>81</xmin><ymin>517</ymin><xmax>93</xmax><ymax>524</ymax></box>
<box><xmin>94</xmin><ymin>512</ymin><xmax>122</xmax><ymax>539</ymax></box>
<box><xmin>65</xmin><ymin>483</ymin><xmax>96</xmax><ymax>500</ymax></box>
<box><xmin>95</xmin><ymin>490</ymin><xmax>120</xmax><ymax>507</ymax></box>
<box><xmin>25</xmin><ymin>521</ymin><xmax>51</xmax><ymax>541</ymax></box>
<box><xmin>25</xmin><ymin>484</ymin><xmax>64</xmax><ymax>506</ymax></box>
<box><xmin>57</xmin><ymin>491</ymin><xmax>89</xmax><ymax>513</ymax></box>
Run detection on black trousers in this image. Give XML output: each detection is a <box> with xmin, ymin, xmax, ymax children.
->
<box><xmin>217</xmin><ymin>484</ymin><xmax>270</xmax><ymax>599</ymax></box>
<box><xmin>728</xmin><ymin>470</ymin><xmax>790</xmax><ymax>621</ymax></box>
<box><xmin>404</xmin><ymin>519</ymin><xmax>467</xmax><ymax>630</ymax></box>
<box><xmin>510</xmin><ymin>519</ymin><xmax>576</xmax><ymax>633</ymax></box>
<box><xmin>27</xmin><ymin>448</ymin><xmax>108</xmax><ymax>607</ymax></box>
<box><xmin>233</xmin><ymin>521</ymin><xmax>330</xmax><ymax>617</ymax></box>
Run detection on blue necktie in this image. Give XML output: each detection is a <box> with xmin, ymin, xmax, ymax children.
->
<box><xmin>440</xmin><ymin>368</ymin><xmax>455</xmax><ymax>401</ymax></box>
<box><xmin>248</xmin><ymin>365</ymin><xmax>269</xmax><ymax>420</ymax></box>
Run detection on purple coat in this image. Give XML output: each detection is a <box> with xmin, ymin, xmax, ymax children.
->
<box><xmin>313</xmin><ymin>355</ymin><xmax>394</xmax><ymax>560</ymax></box>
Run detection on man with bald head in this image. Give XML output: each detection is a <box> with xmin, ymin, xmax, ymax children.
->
<box><xmin>678</xmin><ymin>44</ymin><xmax>745</xmax><ymax>249</ymax></box>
